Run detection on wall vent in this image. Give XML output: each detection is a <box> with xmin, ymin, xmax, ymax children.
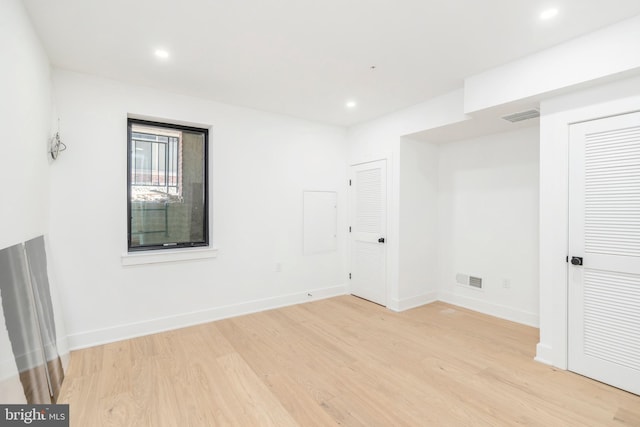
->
<box><xmin>501</xmin><ymin>109</ymin><xmax>540</xmax><ymax>123</ymax></box>
<box><xmin>456</xmin><ymin>273</ymin><xmax>469</xmax><ymax>285</ymax></box>
<box><xmin>469</xmin><ymin>276</ymin><xmax>483</xmax><ymax>289</ymax></box>
<box><xmin>456</xmin><ymin>273</ymin><xmax>483</xmax><ymax>289</ymax></box>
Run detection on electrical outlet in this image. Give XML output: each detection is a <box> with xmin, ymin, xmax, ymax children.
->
<box><xmin>276</xmin><ymin>262</ymin><xmax>282</xmax><ymax>272</ymax></box>
<box><xmin>502</xmin><ymin>279</ymin><xmax>511</xmax><ymax>289</ymax></box>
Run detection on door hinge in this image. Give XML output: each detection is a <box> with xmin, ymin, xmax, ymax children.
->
<box><xmin>349</xmin><ymin>179</ymin><xmax>352</xmax><ymax>186</ymax></box>
<box><xmin>566</xmin><ymin>256</ymin><xmax>569</xmax><ymax>263</ymax></box>
<box><xmin>349</xmin><ymin>273</ymin><xmax>352</xmax><ymax>279</ymax></box>
<box><xmin>349</xmin><ymin>226</ymin><xmax>352</xmax><ymax>232</ymax></box>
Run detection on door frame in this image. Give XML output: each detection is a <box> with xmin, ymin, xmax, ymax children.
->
<box><xmin>537</xmin><ymin>86</ymin><xmax>640</xmax><ymax>370</ymax></box>
<box><xmin>348</xmin><ymin>158</ymin><xmax>391</xmax><ymax>307</ymax></box>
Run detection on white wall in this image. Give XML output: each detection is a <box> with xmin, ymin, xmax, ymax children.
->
<box><xmin>0</xmin><ymin>0</ymin><xmax>52</xmax><ymax>403</ymax></box>
<box><xmin>537</xmin><ymin>75</ymin><xmax>640</xmax><ymax>367</ymax></box>
<box><xmin>350</xmin><ymin>98</ymin><xmax>540</xmax><ymax>325</ymax></box>
<box><xmin>347</xmin><ymin>89</ymin><xmax>540</xmax><ymax>323</ymax></box>
<box><xmin>396</xmin><ymin>138</ymin><xmax>439</xmax><ymax>310</ymax></box>
<box><xmin>346</xmin><ymin>15</ymin><xmax>640</xmax><ymax>370</ymax></box>
<box><xmin>347</xmin><ymin>90</ymin><xmax>468</xmax><ymax>306</ymax></box>
<box><xmin>464</xmin><ymin>14</ymin><xmax>640</xmax><ymax>113</ymax></box>
<box><xmin>50</xmin><ymin>70</ymin><xmax>348</xmax><ymax>349</ymax></box>
<box><xmin>0</xmin><ymin>0</ymin><xmax>51</xmax><ymax>250</ymax></box>
<box><xmin>10</xmin><ymin>0</ymin><xmax>639</xmax><ymax>370</ymax></box>
<box><xmin>344</xmin><ymin>14</ymin><xmax>640</xmax><ymax>373</ymax></box>
<box><xmin>438</xmin><ymin>127</ymin><xmax>540</xmax><ymax>326</ymax></box>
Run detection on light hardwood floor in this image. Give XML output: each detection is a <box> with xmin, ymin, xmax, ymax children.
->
<box><xmin>59</xmin><ymin>296</ymin><xmax>640</xmax><ymax>426</ymax></box>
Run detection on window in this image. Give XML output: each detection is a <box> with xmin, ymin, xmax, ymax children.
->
<box><xmin>127</xmin><ymin>118</ymin><xmax>208</xmax><ymax>251</ymax></box>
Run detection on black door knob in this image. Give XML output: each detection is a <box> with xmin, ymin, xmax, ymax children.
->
<box><xmin>378</xmin><ymin>237</ymin><xmax>385</xmax><ymax>243</ymax></box>
<box><xmin>571</xmin><ymin>256</ymin><xmax>583</xmax><ymax>266</ymax></box>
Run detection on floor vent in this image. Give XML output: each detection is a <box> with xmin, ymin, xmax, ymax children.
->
<box><xmin>501</xmin><ymin>109</ymin><xmax>540</xmax><ymax>123</ymax></box>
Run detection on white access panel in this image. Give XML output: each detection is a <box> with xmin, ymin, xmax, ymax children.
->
<box><xmin>303</xmin><ymin>191</ymin><xmax>337</xmax><ymax>255</ymax></box>
<box><xmin>568</xmin><ymin>111</ymin><xmax>640</xmax><ymax>396</ymax></box>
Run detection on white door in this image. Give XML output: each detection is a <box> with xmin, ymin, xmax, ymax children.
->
<box><xmin>349</xmin><ymin>160</ymin><xmax>387</xmax><ymax>305</ymax></box>
<box><xmin>568</xmin><ymin>111</ymin><xmax>640</xmax><ymax>395</ymax></box>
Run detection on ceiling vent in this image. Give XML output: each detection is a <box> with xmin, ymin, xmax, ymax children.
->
<box><xmin>501</xmin><ymin>109</ymin><xmax>540</xmax><ymax>123</ymax></box>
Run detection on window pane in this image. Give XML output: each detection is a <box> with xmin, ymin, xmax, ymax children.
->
<box><xmin>128</xmin><ymin>120</ymin><xmax>208</xmax><ymax>250</ymax></box>
<box><xmin>181</xmin><ymin>130</ymin><xmax>206</xmax><ymax>243</ymax></box>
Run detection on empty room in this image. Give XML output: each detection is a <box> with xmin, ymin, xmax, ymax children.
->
<box><xmin>1</xmin><ymin>0</ymin><xmax>640</xmax><ymax>425</ymax></box>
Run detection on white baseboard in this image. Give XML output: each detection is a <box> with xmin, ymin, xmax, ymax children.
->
<box><xmin>534</xmin><ymin>342</ymin><xmax>554</xmax><ymax>366</ymax></box>
<box><xmin>438</xmin><ymin>291</ymin><xmax>539</xmax><ymax>327</ymax></box>
<box><xmin>0</xmin><ymin>339</ymin><xmax>71</xmax><ymax>382</ymax></box>
<box><xmin>0</xmin><ymin>356</ymin><xmax>19</xmax><ymax>383</ymax></box>
<box><xmin>67</xmin><ymin>284</ymin><xmax>348</xmax><ymax>350</ymax></box>
<box><xmin>389</xmin><ymin>292</ymin><xmax>438</xmax><ymax>312</ymax></box>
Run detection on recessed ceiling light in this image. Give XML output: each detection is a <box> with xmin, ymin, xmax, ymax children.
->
<box><xmin>154</xmin><ymin>49</ymin><xmax>170</xmax><ymax>59</ymax></box>
<box><xmin>345</xmin><ymin>100</ymin><xmax>357</xmax><ymax>109</ymax></box>
<box><xmin>539</xmin><ymin>8</ymin><xmax>558</xmax><ymax>20</ymax></box>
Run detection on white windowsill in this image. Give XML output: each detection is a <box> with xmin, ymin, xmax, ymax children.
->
<box><xmin>121</xmin><ymin>246</ymin><xmax>218</xmax><ymax>266</ymax></box>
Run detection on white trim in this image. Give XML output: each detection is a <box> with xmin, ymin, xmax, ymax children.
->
<box><xmin>388</xmin><ymin>292</ymin><xmax>438</xmax><ymax>312</ymax></box>
<box><xmin>60</xmin><ymin>349</ymin><xmax>71</xmax><ymax>373</ymax></box>
<box><xmin>538</xmin><ymin>77</ymin><xmax>640</xmax><ymax>369</ymax></box>
<box><xmin>67</xmin><ymin>284</ymin><xmax>348</xmax><ymax>350</ymax></box>
<box><xmin>438</xmin><ymin>291</ymin><xmax>539</xmax><ymax>327</ymax></box>
<box><xmin>121</xmin><ymin>246</ymin><xmax>218</xmax><ymax>266</ymax></box>
<box><xmin>9</xmin><ymin>343</ymin><xmax>67</xmax><ymax>374</ymax></box>
<box><xmin>0</xmin><ymin>356</ymin><xmax>19</xmax><ymax>383</ymax></box>
<box><xmin>535</xmin><ymin>343</ymin><xmax>554</xmax><ymax>366</ymax></box>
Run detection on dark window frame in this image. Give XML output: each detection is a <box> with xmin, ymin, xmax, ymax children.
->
<box><xmin>130</xmin><ymin>131</ymin><xmax>180</xmax><ymax>194</ymax></box>
<box><xmin>127</xmin><ymin>118</ymin><xmax>209</xmax><ymax>252</ymax></box>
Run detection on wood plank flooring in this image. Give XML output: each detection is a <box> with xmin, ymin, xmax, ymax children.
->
<box><xmin>58</xmin><ymin>296</ymin><xmax>640</xmax><ymax>426</ymax></box>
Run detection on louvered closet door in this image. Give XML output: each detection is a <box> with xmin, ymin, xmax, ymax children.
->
<box><xmin>568</xmin><ymin>111</ymin><xmax>640</xmax><ymax>395</ymax></box>
<box><xmin>350</xmin><ymin>160</ymin><xmax>387</xmax><ymax>306</ymax></box>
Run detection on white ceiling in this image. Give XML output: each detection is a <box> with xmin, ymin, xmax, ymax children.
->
<box><xmin>22</xmin><ymin>0</ymin><xmax>640</xmax><ymax>127</ymax></box>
